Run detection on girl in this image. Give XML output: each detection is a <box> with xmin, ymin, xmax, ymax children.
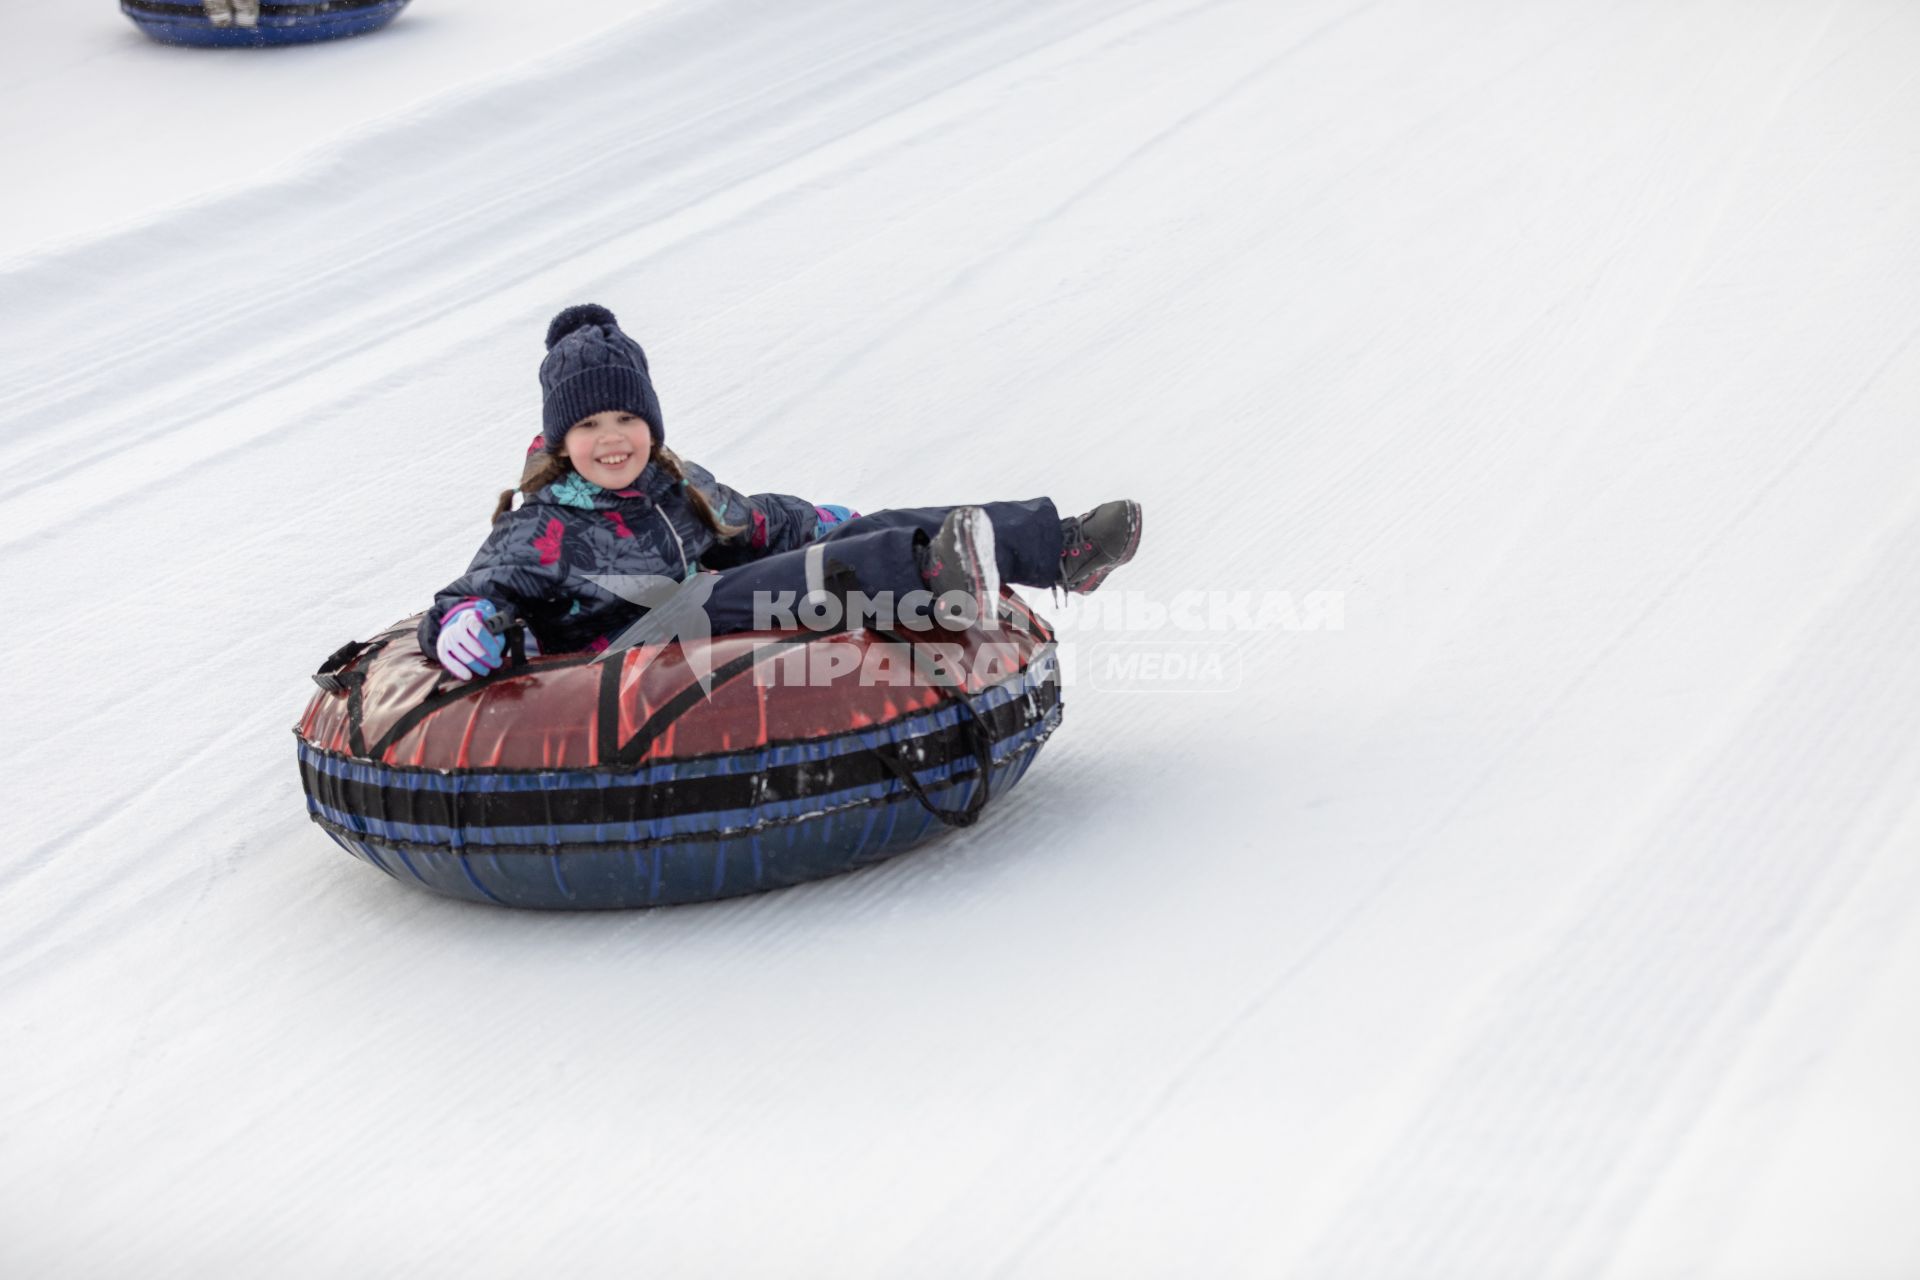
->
<box><xmin>424</xmin><ymin>304</ymin><xmax>1143</xmax><ymax>681</ymax></box>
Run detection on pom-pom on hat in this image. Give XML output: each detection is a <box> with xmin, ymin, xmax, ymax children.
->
<box><xmin>539</xmin><ymin>303</ymin><xmax>664</xmax><ymax>451</ymax></box>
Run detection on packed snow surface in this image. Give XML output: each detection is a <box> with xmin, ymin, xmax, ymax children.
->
<box><xmin>4</xmin><ymin>1</ymin><xmax>1919</xmax><ymax>1276</ymax></box>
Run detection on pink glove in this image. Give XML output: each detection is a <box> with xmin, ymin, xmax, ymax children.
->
<box><xmin>436</xmin><ymin>598</ymin><xmax>505</xmax><ymax>681</ymax></box>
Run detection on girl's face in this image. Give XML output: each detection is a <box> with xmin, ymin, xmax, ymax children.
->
<box><xmin>563</xmin><ymin>410</ymin><xmax>653</xmax><ymax>489</ymax></box>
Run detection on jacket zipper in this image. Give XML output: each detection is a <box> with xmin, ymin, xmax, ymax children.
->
<box><xmin>656</xmin><ymin>507</ymin><xmax>691</xmax><ymax>579</ymax></box>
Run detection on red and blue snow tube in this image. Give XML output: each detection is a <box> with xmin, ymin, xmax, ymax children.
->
<box><xmin>294</xmin><ymin>593</ymin><xmax>1061</xmax><ymax>909</ymax></box>
<box><xmin>121</xmin><ymin>0</ymin><xmax>410</xmax><ymax>48</ymax></box>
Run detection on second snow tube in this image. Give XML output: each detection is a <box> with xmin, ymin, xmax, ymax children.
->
<box><xmin>121</xmin><ymin>1</ymin><xmax>410</xmax><ymax>48</ymax></box>
<box><xmin>294</xmin><ymin>592</ymin><xmax>1062</xmax><ymax>909</ymax></box>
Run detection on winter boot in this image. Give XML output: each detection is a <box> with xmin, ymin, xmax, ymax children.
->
<box><xmin>918</xmin><ymin>506</ymin><xmax>999</xmax><ymax>631</ymax></box>
<box><xmin>234</xmin><ymin>0</ymin><xmax>260</xmax><ymax>28</ymax></box>
<box><xmin>1057</xmin><ymin>500</ymin><xmax>1142</xmax><ymax>595</ymax></box>
<box><xmin>204</xmin><ymin>0</ymin><xmax>235</xmax><ymax>26</ymax></box>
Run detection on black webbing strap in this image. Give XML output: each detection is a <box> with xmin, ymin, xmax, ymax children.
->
<box><xmin>596</xmin><ymin>558</ymin><xmax>865</xmax><ymax>764</ymax></box>
<box><xmin>311</xmin><ymin>637</ymin><xmax>372</xmax><ymax>695</ymax></box>
<box><xmin>362</xmin><ymin>639</ymin><xmax>583</xmax><ymax>763</ymax></box>
<box><xmin>597</xmin><ymin>631</ymin><xmax>823</xmax><ymax>765</ymax></box>
<box><xmin>311</xmin><ymin>613</ymin><xmax>552</xmax><ymax>763</ymax></box>
<box><xmin>863</xmin><ymin>627</ymin><xmax>996</xmax><ymax>828</ymax></box>
<box><xmin>311</xmin><ymin>635</ymin><xmax>395</xmax><ymax>759</ymax></box>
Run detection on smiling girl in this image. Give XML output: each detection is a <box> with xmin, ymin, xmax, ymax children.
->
<box><xmin>422</xmin><ymin>304</ymin><xmax>1142</xmax><ymax>681</ymax></box>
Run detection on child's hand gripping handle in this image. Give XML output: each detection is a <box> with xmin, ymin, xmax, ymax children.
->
<box><xmin>436</xmin><ymin>598</ymin><xmax>528</xmax><ymax>682</ymax></box>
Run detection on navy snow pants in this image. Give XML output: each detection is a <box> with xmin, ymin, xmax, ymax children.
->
<box><xmin>699</xmin><ymin>497</ymin><xmax>1062</xmax><ymax>634</ymax></box>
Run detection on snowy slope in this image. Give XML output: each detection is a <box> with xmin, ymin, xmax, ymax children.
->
<box><xmin>4</xmin><ymin>1</ymin><xmax>1919</xmax><ymax>1275</ymax></box>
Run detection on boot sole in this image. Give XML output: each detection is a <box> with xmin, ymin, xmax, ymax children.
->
<box><xmin>934</xmin><ymin>507</ymin><xmax>999</xmax><ymax>630</ymax></box>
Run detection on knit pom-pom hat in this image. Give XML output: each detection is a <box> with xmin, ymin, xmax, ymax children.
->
<box><xmin>539</xmin><ymin>303</ymin><xmax>663</xmax><ymax>450</ymax></box>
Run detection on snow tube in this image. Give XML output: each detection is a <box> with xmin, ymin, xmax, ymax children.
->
<box><xmin>294</xmin><ymin>593</ymin><xmax>1062</xmax><ymax>909</ymax></box>
<box><xmin>121</xmin><ymin>0</ymin><xmax>410</xmax><ymax>48</ymax></box>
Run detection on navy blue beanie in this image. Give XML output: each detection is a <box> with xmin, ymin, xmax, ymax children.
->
<box><xmin>539</xmin><ymin>304</ymin><xmax>664</xmax><ymax>451</ymax></box>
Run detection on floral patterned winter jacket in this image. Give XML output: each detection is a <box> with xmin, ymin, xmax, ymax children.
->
<box><xmin>418</xmin><ymin>459</ymin><xmax>821</xmax><ymax>657</ymax></box>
